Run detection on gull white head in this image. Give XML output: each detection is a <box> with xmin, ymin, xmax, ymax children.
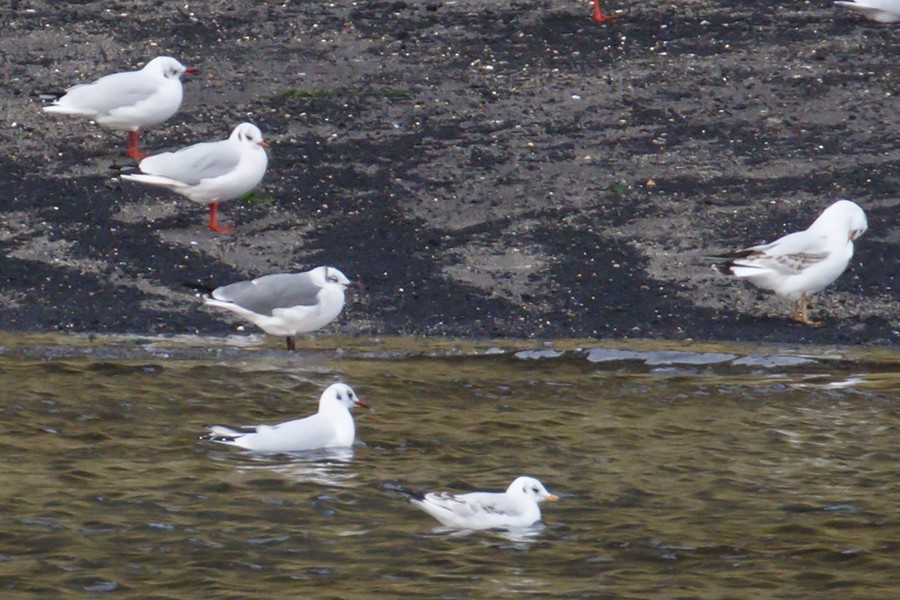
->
<box><xmin>229</xmin><ymin>122</ymin><xmax>270</xmax><ymax>149</ymax></box>
<box><xmin>507</xmin><ymin>476</ymin><xmax>559</xmax><ymax>503</ymax></box>
<box><xmin>309</xmin><ymin>266</ymin><xmax>352</xmax><ymax>290</ymax></box>
<box><xmin>144</xmin><ymin>56</ymin><xmax>197</xmax><ymax>79</ymax></box>
<box><xmin>319</xmin><ymin>383</ymin><xmax>368</xmax><ymax>412</ymax></box>
<box><xmin>810</xmin><ymin>199</ymin><xmax>868</xmax><ymax>242</ymax></box>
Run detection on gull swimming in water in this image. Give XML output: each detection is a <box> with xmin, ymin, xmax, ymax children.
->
<box><xmin>120</xmin><ymin>122</ymin><xmax>269</xmax><ymax>232</ymax></box>
<box><xmin>186</xmin><ymin>266</ymin><xmax>354</xmax><ymax>350</ymax></box>
<box><xmin>200</xmin><ymin>383</ymin><xmax>368</xmax><ymax>453</ymax></box>
<box><xmin>834</xmin><ymin>0</ymin><xmax>900</xmax><ymax>23</ymax></box>
<box><xmin>42</xmin><ymin>56</ymin><xmax>197</xmax><ymax>159</ymax></box>
<box><xmin>712</xmin><ymin>200</ymin><xmax>868</xmax><ymax>326</ymax></box>
<box><xmin>397</xmin><ymin>476</ymin><xmax>559</xmax><ymax>530</ymax></box>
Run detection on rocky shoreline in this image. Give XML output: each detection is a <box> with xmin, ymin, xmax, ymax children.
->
<box><xmin>0</xmin><ymin>1</ymin><xmax>897</xmax><ymax>346</ymax></box>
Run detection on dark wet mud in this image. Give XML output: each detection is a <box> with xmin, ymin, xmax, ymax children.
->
<box><xmin>0</xmin><ymin>1</ymin><xmax>897</xmax><ymax>345</ymax></box>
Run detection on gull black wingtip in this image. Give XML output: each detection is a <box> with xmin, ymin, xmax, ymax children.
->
<box><xmin>707</xmin><ymin>248</ymin><xmax>757</xmax><ymax>261</ymax></box>
<box><xmin>705</xmin><ymin>249</ymin><xmax>761</xmax><ymax>275</ymax></box>
<box><xmin>705</xmin><ymin>254</ymin><xmax>737</xmax><ymax>275</ymax></box>
<box><xmin>199</xmin><ymin>434</ymin><xmax>239</xmax><ymax>443</ymax></box>
<box><xmin>183</xmin><ymin>281</ymin><xmax>216</xmax><ymax>295</ymax></box>
<box><xmin>109</xmin><ymin>162</ymin><xmax>139</xmax><ymax>173</ymax></box>
<box><xmin>383</xmin><ymin>482</ymin><xmax>428</xmax><ymax>502</ymax></box>
<box><xmin>35</xmin><ymin>91</ymin><xmax>66</xmax><ymax>102</ymax></box>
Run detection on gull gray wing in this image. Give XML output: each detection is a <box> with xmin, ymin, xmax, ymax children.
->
<box><xmin>263</xmin><ymin>414</ymin><xmax>337</xmax><ymax>450</ymax></box>
<box><xmin>59</xmin><ymin>70</ymin><xmax>162</xmax><ymax>113</ymax></box>
<box><xmin>139</xmin><ymin>140</ymin><xmax>243</xmax><ymax>185</ymax></box>
<box><xmin>420</xmin><ymin>491</ymin><xmax>521</xmax><ymax>521</ymax></box>
<box><xmin>455</xmin><ymin>492</ymin><xmax>522</xmax><ymax>517</ymax></box>
<box><xmin>212</xmin><ymin>272</ymin><xmax>322</xmax><ymax>316</ymax></box>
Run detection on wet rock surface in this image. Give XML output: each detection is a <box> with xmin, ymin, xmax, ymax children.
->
<box><xmin>0</xmin><ymin>1</ymin><xmax>897</xmax><ymax>344</ymax></box>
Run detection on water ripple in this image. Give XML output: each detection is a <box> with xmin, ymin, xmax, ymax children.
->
<box><xmin>0</xmin><ymin>340</ymin><xmax>895</xmax><ymax>597</ymax></box>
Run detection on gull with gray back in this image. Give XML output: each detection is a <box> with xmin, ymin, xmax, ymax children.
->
<box><xmin>42</xmin><ymin>56</ymin><xmax>197</xmax><ymax>159</ymax></box>
<box><xmin>186</xmin><ymin>266</ymin><xmax>354</xmax><ymax>350</ymax></box>
<box><xmin>120</xmin><ymin>122</ymin><xmax>268</xmax><ymax>232</ymax></box>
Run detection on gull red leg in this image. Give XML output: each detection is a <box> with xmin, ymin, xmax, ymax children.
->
<box><xmin>593</xmin><ymin>0</ymin><xmax>617</xmax><ymax>23</ymax></box>
<box><xmin>207</xmin><ymin>202</ymin><xmax>234</xmax><ymax>233</ymax></box>
<box><xmin>126</xmin><ymin>131</ymin><xmax>148</xmax><ymax>160</ymax></box>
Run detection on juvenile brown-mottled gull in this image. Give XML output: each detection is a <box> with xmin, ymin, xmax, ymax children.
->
<box><xmin>712</xmin><ymin>200</ymin><xmax>868</xmax><ymax>326</ymax></box>
<box><xmin>398</xmin><ymin>476</ymin><xmax>558</xmax><ymax>530</ymax></box>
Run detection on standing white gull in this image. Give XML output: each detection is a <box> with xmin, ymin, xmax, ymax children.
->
<box><xmin>186</xmin><ymin>266</ymin><xmax>355</xmax><ymax>350</ymax></box>
<box><xmin>712</xmin><ymin>200</ymin><xmax>868</xmax><ymax>326</ymax></box>
<box><xmin>834</xmin><ymin>0</ymin><xmax>900</xmax><ymax>23</ymax></box>
<box><xmin>200</xmin><ymin>383</ymin><xmax>368</xmax><ymax>453</ymax></box>
<box><xmin>42</xmin><ymin>56</ymin><xmax>197</xmax><ymax>160</ymax></box>
<box><xmin>120</xmin><ymin>122</ymin><xmax>269</xmax><ymax>232</ymax></box>
<box><xmin>397</xmin><ymin>476</ymin><xmax>558</xmax><ymax>530</ymax></box>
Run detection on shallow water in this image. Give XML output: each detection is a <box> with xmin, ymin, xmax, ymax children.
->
<box><xmin>0</xmin><ymin>335</ymin><xmax>897</xmax><ymax>599</ymax></box>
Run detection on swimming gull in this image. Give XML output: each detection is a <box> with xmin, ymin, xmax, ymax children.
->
<box><xmin>397</xmin><ymin>476</ymin><xmax>558</xmax><ymax>530</ymax></box>
<box><xmin>200</xmin><ymin>383</ymin><xmax>368</xmax><ymax>452</ymax></box>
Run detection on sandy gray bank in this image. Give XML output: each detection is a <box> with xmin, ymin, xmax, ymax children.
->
<box><xmin>0</xmin><ymin>1</ymin><xmax>896</xmax><ymax>345</ymax></box>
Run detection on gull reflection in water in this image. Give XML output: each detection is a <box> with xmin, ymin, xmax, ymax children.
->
<box><xmin>212</xmin><ymin>447</ymin><xmax>358</xmax><ymax>487</ymax></box>
<box><xmin>431</xmin><ymin>522</ymin><xmax>546</xmax><ymax>546</ymax></box>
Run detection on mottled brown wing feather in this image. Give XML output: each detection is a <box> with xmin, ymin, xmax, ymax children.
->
<box><xmin>771</xmin><ymin>251</ymin><xmax>830</xmax><ymax>274</ymax></box>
